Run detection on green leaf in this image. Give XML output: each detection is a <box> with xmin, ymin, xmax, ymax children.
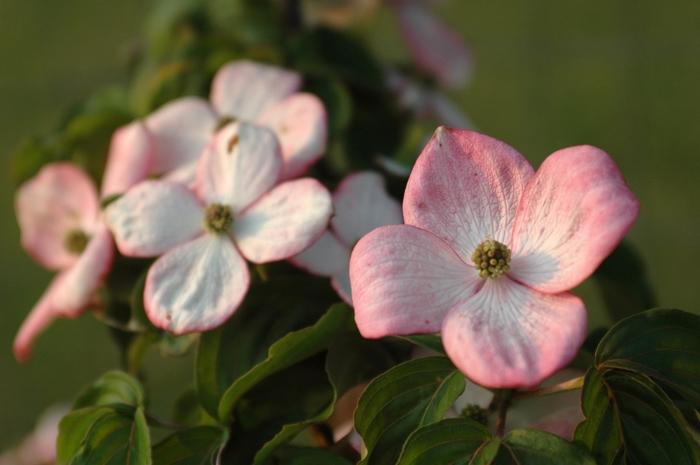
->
<box><xmin>576</xmin><ymin>368</ymin><xmax>700</xmax><ymax>465</ymax></box>
<box><xmin>305</xmin><ymin>78</ymin><xmax>353</xmax><ymax>138</ymax></box>
<box><xmin>396</xmin><ymin>418</ymin><xmax>490</xmax><ymax>465</ymax></box>
<box><xmin>74</xmin><ymin>371</ymin><xmax>145</xmax><ymax>409</ymax></box>
<box><xmin>595</xmin><ymin>308</ymin><xmax>700</xmax><ymax>407</ymax></box>
<box><xmin>58</xmin><ymin>405</ymin><xmax>151</xmax><ymax>465</ymax></box>
<box><xmin>152</xmin><ymin>426</ymin><xmax>227</xmax><ymax>465</ymax></box>
<box><xmin>495</xmin><ymin>429</ymin><xmax>596</xmax><ymax>465</ymax></box>
<box><xmin>196</xmin><ymin>276</ymin><xmax>338</xmax><ymax>418</ymax></box>
<box><xmin>250</xmin><ymin>334</ymin><xmax>400</xmax><ymax>464</ymax></box>
<box><xmin>217</xmin><ymin>303</ymin><xmax>354</xmax><ymax>421</ymax></box>
<box><xmin>399</xmin><ymin>334</ymin><xmax>445</xmax><ymax>355</ymax></box>
<box><xmin>594</xmin><ymin>241</ymin><xmax>656</xmax><ymax>321</ymax></box>
<box><xmin>354</xmin><ymin>356</ymin><xmax>464</xmax><ymax>465</ymax></box>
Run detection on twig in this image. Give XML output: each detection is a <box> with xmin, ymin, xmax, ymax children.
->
<box><xmin>512</xmin><ymin>375</ymin><xmax>585</xmax><ymax>400</ymax></box>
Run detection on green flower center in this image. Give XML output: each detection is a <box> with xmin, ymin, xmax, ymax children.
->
<box><xmin>460</xmin><ymin>403</ymin><xmax>489</xmax><ymax>426</ymax></box>
<box><xmin>471</xmin><ymin>239</ymin><xmax>511</xmax><ymax>279</ymax></box>
<box><xmin>64</xmin><ymin>229</ymin><xmax>90</xmax><ymax>255</ymax></box>
<box><xmin>205</xmin><ymin>203</ymin><xmax>233</xmax><ymax>233</ymax></box>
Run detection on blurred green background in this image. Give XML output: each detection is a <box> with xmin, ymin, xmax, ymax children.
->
<box><xmin>1</xmin><ymin>0</ymin><xmax>698</xmax><ymax>448</ymax></box>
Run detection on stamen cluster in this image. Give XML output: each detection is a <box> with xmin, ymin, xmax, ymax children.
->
<box><xmin>63</xmin><ymin>229</ymin><xmax>89</xmax><ymax>255</ymax></box>
<box><xmin>205</xmin><ymin>203</ymin><xmax>233</xmax><ymax>233</ymax></box>
<box><xmin>471</xmin><ymin>239</ymin><xmax>511</xmax><ymax>279</ymax></box>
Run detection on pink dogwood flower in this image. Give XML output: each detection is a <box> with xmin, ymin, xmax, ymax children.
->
<box><xmin>145</xmin><ymin>60</ymin><xmax>327</xmax><ymax>186</ymax></box>
<box><xmin>105</xmin><ymin>122</ymin><xmax>333</xmax><ymax>334</ymax></box>
<box><xmin>292</xmin><ymin>171</ymin><xmax>402</xmax><ymax>304</ymax></box>
<box><xmin>14</xmin><ymin>163</ymin><xmax>114</xmax><ymax>362</ymax></box>
<box><xmin>14</xmin><ymin>124</ymin><xmax>152</xmax><ymax>362</ymax></box>
<box><xmin>350</xmin><ymin>127</ymin><xmax>639</xmax><ymax>388</ymax></box>
<box><xmin>388</xmin><ymin>0</ymin><xmax>472</xmax><ymax>88</ymax></box>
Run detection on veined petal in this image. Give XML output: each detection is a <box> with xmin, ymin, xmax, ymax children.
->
<box><xmin>196</xmin><ymin>122</ymin><xmax>282</xmax><ymax>212</ymax></box>
<box><xmin>291</xmin><ymin>231</ymin><xmax>349</xmax><ymax>276</ymax></box>
<box><xmin>210</xmin><ymin>60</ymin><xmax>301</xmax><ymax>120</ymax></box>
<box><xmin>391</xmin><ymin>0</ymin><xmax>472</xmax><ymax>88</ymax></box>
<box><xmin>349</xmin><ymin>224</ymin><xmax>479</xmax><ymax>338</ymax></box>
<box><xmin>331</xmin><ymin>171</ymin><xmax>403</xmax><ymax>247</ymax></box>
<box><xmin>105</xmin><ymin>180</ymin><xmax>204</xmax><ymax>257</ymax></box>
<box><xmin>404</xmin><ymin>127</ymin><xmax>533</xmax><ymax>258</ymax></box>
<box><xmin>51</xmin><ymin>226</ymin><xmax>114</xmax><ymax>313</ymax></box>
<box><xmin>101</xmin><ymin>121</ymin><xmax>153</xmax><ymax>198</ymax></box>
<box><xmin>258</xmin><ymin>92</ymin><xmax>328</xmax><ymax>180</ymax></box>
<box><xmin>234</xmin><ymin>178</ymin><xmax>332</xmax><ymax>263</ymax></box>
<box><xmin>146</xmin><ymin>97</ymin><xmax>217</xmax><ymax>175</ymax></box>
<box><xmin>16</xmin><ymin>163</ymin><xmax>99</xmax><ymax>270</ymax></box>
<box><xmin>442</xmin><ymin>278</ymin><xmax>587</xmax><ymax>388</ymax></box>
<box><xmin>509</xmin><ymin>145</ymin><xmax>639</xmax><ymax>293</ymax></box>
<box><xmin>144</xmin><ymin>235</ymin><xmax>250</xmax><ymax>334</ymax></box>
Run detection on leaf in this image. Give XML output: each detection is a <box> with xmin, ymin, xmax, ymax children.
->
<box><xmin>217</xmin><ymin>304</ymin><xmax>354</xmax><ymax>421</ymax></box>
<box><xmin>395</xmin><ymin>418</ymin><xmax>490</xmax><ymax>465</ymax></box>
<box><xmin>196</xmin><ymin>276</ymin><xmax>338</xmax><ymax>419</ymax></box>
<box><xmin>576</xmin><ymin>368</ymin><xmax>700</xmax><ymax>465</ymax></box>
<box><xmin>495</xmin><ymin>429</ymin><xmax>596</xmax><ymax>465</ymax></box>
<box><xmin>595</xmin><ymin>308</ymin><xmax>700</xmax><ymax>407</ymax></box>
<box><xmin>74</xmin><ymin>371</ymin><xmax>145</xmax><ymax>409</ymax></box>
<box><xmin>396</xmin><ymin>420</ymin><xmax>595</xmax><ymax>465</ymax></box>
<box><xmin>152</xmin><ymin>426</ymin><xmax>227</xmax><ymax>465</ymax></box>
<box><xmin>399</xmin><ymin>334</ymin><xmax>445</xmax><ymax>355</ymax></box>
<box><xmin>594</xmin><ymin>240</ymin><xmax>656</xmax><ymax>321</ymax></box>
<box><xmin>354</xmin><ymin>356</ymin><xmax>464</xmax><ymax>465</ymax></box>
<box><xmin>305</xmin><ymin>78</ymin><xmax>353</xmax><ymax>138</ymax></box>
<box><xmin>250</xmin><ymin>334</ymin><xmax>401</xmax><ymax>464</ymax></box>
<box><xmin>58</xmin><ymin>405</ymin><xmax>151</xmax><ymax>465</ymax></box>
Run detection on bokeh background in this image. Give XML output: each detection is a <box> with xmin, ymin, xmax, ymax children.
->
<box><xmin>1</xmin><ymin>0</ymin><xmax>698</xmax><ymax>447</ymax></box>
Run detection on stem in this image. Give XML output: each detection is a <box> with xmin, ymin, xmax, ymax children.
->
<box><xmin>513</xmin><ymin>375</ymin><xmax>585</xmax><ymax>400</ymax></box>
<box><xmin>489</xmin><ymin>389</ymin><xmax>513</xmax><ymax>437</ymax></box>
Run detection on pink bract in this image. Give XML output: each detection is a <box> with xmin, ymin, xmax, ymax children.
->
<box><xmin>14</xmin><ymin>163</ymin><xmax>114</xmax><ymax>362</ymax></box>
<box><xmin>145</xmin><ymin>60</ymin><xmax>327</xmax><ymax>184</ymax></box>
<box><xmin>349</xmin><ymin>127</ymin><xmax>639</xmax><ymax>388</ymax></box>
<box><xmin>106</xmin><ymin>122</ymin><xmax>333</xmax><ymax>334</ymax></box>
<box><xmin>292</xmin><ymin>171</ymin><xmax>402</xmax><ymax>304</ymax></box>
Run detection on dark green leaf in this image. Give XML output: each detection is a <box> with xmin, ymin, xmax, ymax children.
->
<box><xmin>595</xmin><ymin>308</ymin><xmax>700</xmax><ymax>407</ymax></box>
<box><xmin>594</xmin><ymin>241</ymin><xmax>656</xmax><ymax>321</ymax></box>
<box><xmin>305</xmin><ymin>78</ymin><xmax>353</xmax><ymax>138</ymax></box>
<box><xmin>152</xmin><ymin>426</ymin><xmax>227</xmax><ymax>465</ymax></box>
<box><xmin>399</xmin><ymin>334</ymin><xmax>445</xmax><ymax>355</ymax></box>
<box><xmin>354</xmin><ymin>356</ymin><xmax>464</xmax><ymax>465</ymax></box>
<box><xmin>58</xmin><ymin>405</ymin><xmax>151</xmax><ymax>465</ymax></box>
<box><xmin>576</xmin><ymin>368</ymin><xmax>700</xmax><ymax>465</ymax></box>
<box><xmin>196</xmin><ymin>276</ymin><xmax>338</xmax><ymax>418</ymax></box>
<box><xmin>396</xmin><ymin>418</ymin><xmax>490</xmax><ymax>465</ymax></box>
<box><xmin>496</xmin><ymin>429</ymin><xmax>596</xmax><ymax>465</ymax></box>
<box><xmin>217</xmin><ymin>303</ymin><xmax>354</xmax><ymax>421</ymax></box>
<box><xmin>74</xmin><ymin>371</ymin><xmax>145</xmax><ymax>409</ymax></box>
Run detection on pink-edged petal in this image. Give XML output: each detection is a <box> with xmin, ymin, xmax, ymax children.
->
<box><xmin>291</xmin><ymin>231</ymin><xmax>349</xmax><ymax>276</ymax></box>
<box><xmin>233</xmin><ymin>178</ymin><xmax>332</xmax><ymax>263</ymax></box>
<box><xmin>196</xmin><ymin>122</ymin><xmax>282</xmax><ymax>212</ymax></box>
<box><xmin>258</xmin><ymin>92</ymin><xmax>328</xmax><ymax>180</ymax></box>
<box><xmin>442</xmin><ymin>278</ymin><xmax>587</xmax><ymax>388</ymax></box>
<box><xmin>51</xmin><ymin>226</ymin><xmax>114</xmax><ymax>312</ymax></box>
<box><xmin>14</xmin><ymin>228</ymin><xmax>114</xmax><ymax>362</ymax></box>
<box><xmin>144</xmin><ymin>234</ymin><xmax>249</xmax><ymax>335</ymax></box>
<box><xmin>105</xmin><ymin>180</ymin><xmax>204</xmax><ymax>257</ymax></box>
<box><xmin>210</xmin><ymin>60</ymin><xmax>302</xmax><ymax>120</ymax></box>
<box><xmin>162</xmin><ymin>160</ymin><xmax>198</xmax><ymax>190</ymax></box>
<box><xmin>404</xmin><ymin>127</ymin><xmax>534</xmax><ymax>257</ymax></box>
<box><xmin>331</xmin><ymin>272</ymin><xmax>353</xmax><ymax>305</ymax></box>
<box><xmin>349</xmin><ymin>224</ymin><xmax>480</xmax><ymax>338</ymax></box>
<box><xmin>145</xmin><ymin>97</ymin><xmax>218</xmax><ymax>175</ymax></box>
<box><xmin>101</xmin><ymin>121</ymin><xmax>153</xmax><ymax>198</ymax></box>
<box><xmin>391</xmin><ymin>0</ymin><xmax>472</xmax><ymax>88</ymax></box>
<box><xmin>16</xmin><ymin>163</ymin><xmax>99</xmax><ymax>270</ymax></box>
<box><xmin>13</xmin><ymin>274</ymin><xmax>68</xmax><ymax>362</ymax></box>
<box><xmin>509</xmin><ymin>145</ymin><xmax>640</xmax><ymax>294</ymax></box>
<box><xmin>332</xmin><ymin>171</ymin><xmax>403</xmax><ymax>247</ymax></box>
